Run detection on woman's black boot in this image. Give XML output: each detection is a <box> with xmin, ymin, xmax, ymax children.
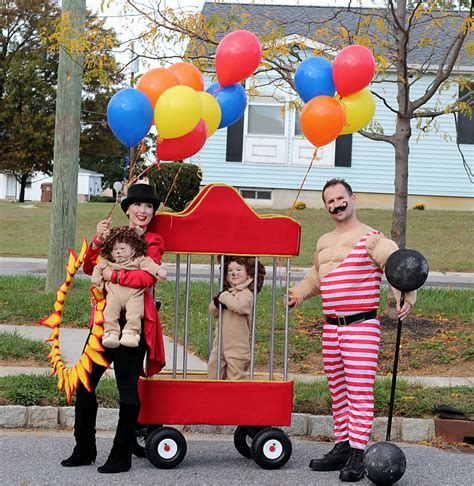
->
<box><xmin>98</xmin><ymin>403</ymin><xmax>139</xmax><ymax>474</ymax></box>
<box><xmin>61</xmin><ymin>404</ymin><xmax>98</xmax><ymax>467</ymax></box>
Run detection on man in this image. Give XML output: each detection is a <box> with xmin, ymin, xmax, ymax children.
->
<box><xmin>288</xmin><ymin>178</ymin><xmax>415</xmax><ymax>483</ymax></box>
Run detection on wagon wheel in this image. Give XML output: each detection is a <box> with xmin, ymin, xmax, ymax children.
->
<box><xmin>133</xmin><ymin>424</ymin><xmax>161</xmax><ymax>458</ymax></box>
<box><xmin>251</xmin><ymin>427</ymin><xmax>292</xmax><ymax>470</ymax></box>
<box><xmin>234</xmin><ymin>426</ymin><xmax>265</xmax><ymax>459</ymax></box>
<box><xmin>145</xmin><ymin>427</ymin><xmax>187</xmax><ymax>469</ymax></box>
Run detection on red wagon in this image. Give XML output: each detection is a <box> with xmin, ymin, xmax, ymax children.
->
<box><xmin>136</xmin><ymin>184</ymin><xmax>301</xmax><ymax>470</ymax></box>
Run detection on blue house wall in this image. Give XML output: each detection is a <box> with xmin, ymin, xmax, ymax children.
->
<box><xmin>191</xmin><ymin>73</ymin><xmax>473</xmax><ymax>199</ymax></box>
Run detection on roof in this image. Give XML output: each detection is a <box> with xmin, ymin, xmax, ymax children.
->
<box><xmin>199</xmin><ymin>2</ymin><xmax>472</xmax><ymax>66</ymax></box>
<box><xmin>78</xmin><ymin>167</ymin><xmax>104</xmax><ymax>177</ymax></box>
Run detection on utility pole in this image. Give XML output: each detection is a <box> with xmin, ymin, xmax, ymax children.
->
<box><xmin>46</xmin><ymin>0</ymin><xmax>86</xmax><ymax>291</ymax></box>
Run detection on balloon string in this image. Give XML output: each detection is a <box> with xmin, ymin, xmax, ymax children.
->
<box><xmin>128</xmin><ymin>162</ymin><xmax>158</xmax><ymax>187</ymax></box>
<box><xmin>288</xmin><ymin>147</ymin><xmax>318</xmax><ymax>219</ymax></box>
<box><xmin>163</xmin><ymin>164</ymin><xmax>184</xmax><ymax>209</ymax></box>
<box><xmin>127</xmin><ymin>145</ymin><xmax>142</xmax><ymax>185</ymax></box>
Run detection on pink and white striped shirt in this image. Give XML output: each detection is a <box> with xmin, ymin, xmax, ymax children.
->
<box><xmin>321</xmin><ymin>232</ymin><xmax>383</xmax><ymax>318</ymax></box>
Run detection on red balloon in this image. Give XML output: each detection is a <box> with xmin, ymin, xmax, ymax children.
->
<box><xmin>215</xmin><ymin>30</ymin><xmax>262</xmax><ymax>86</ymax></box>
<box><xmin>333</xmin><ymin>45</ymin><xmax>375</xmax><ymax>97</ymax></box>
<box><xmin>156</xmin><ymin>119</ymin><xmax>207</xmax><ymax>161</ymax></box>
<box><xmin>301</xmin><ymin>96</ymin><xmax>345</xmax><ymax>147</ymax></box>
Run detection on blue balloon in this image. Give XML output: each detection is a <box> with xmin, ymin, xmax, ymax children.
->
<box><xmin>294</xmin><ymin>57</ymin><xmax>335</xmax><ymax>103</ymax></box>
<box><xmin>207</xmin><ymin>82</ymin><xmax>247</xmax><ymax>129</ymax></box>
<box><xmin>107</xmin><ymin>88</ymin><xmax>153</xmax><ymax>148</ymax></box>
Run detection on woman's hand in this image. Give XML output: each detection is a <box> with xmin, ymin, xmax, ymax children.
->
<box><xmin>397</xmin><ymin>301</ymin><xmax>412</xmax><ymax>321</ymax></box>
<box><xmin>95</xmin><ymin>218</ymin><xmax>112</xmax><ymax>245</ymax></box>
<box><xmin>102</xmin><ymin>267</ymin><xmax>114</xmax><ymax>281</ymax></box>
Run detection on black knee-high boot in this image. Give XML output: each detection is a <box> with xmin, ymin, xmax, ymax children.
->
<box><xmin>97</xmin><ymin>403</ymin><xmax>140</xmax><ymax>474</ymax></box>
<box><xmin>61</xmin><ymin>403</ymin><xmax>98</xmax><ymax>467</ymax></box>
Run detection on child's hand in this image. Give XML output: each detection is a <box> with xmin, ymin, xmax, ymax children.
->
<box><xmin>213</xmin><ymin>292</ymin><xmax>227</xmax><ymax>310</ymax></box>
<box><xmin>157</xmin><ymin>268</ymin><xmax>167</xmax><ymax>281</ymax></box>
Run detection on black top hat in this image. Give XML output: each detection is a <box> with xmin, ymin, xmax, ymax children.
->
<box><xmin>120</xmin><ymin>183</ymin><xmax>161</xmax><ymax>213</ymax></box>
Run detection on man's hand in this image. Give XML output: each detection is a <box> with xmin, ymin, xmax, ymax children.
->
<box><xmin>397</xmin><ymin>301</ymin><xmax>412</xmax><ymax>321</ymax></box>
<box><xmin>287</xmin><ymin>291</ymin><xmax>299</xmax><ymax>309</ymax></box>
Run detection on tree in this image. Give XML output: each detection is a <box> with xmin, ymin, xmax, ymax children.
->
<box><xmin>0</xmin><ymin>0</ymin><xmax>59</xmax><ymax>202</ymax></box>
<box><xmin>0</xmin><ymin>0</ymin><xmax>124</xmax><ymax>201</ymax></box>
<box><xmin>124</xmin><ymin>0</ymin><xmax>473</xmax><ymax>249</ymax></box>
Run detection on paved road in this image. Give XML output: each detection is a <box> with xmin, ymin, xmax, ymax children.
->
<box><xmin>1</xmin><ymin>257</ymin><xmax>473</xmax><ymax>288</ymax></box>
<box><xmin>0</xmin><ymin>431</ymin><xmax>472</xmax><ymax>486</ymax></box>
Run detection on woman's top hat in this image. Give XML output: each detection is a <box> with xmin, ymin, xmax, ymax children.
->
<box><xmin>120</xmin><ymin>183</ymin><xmax>161</xmax><ymax>213</ymax></box>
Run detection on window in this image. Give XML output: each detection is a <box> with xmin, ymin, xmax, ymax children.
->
<box><xmin>458</xmin><ymin>86</ymin><xmax>474</xmax><ymax>145</ymax></box>
<box><xmin>248</xmin><ymin>101</ymin><xmax>285</xmax><ymax>136</ymax></box>
<box><xmin>240</xmin><ymin>189</ymin><xmax>273</xmax><ymax>202</ymax></box>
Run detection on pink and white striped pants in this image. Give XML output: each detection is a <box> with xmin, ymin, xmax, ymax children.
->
<box><xmin>322</xmin><ymin>318</ymin><xmax>381</xmax><ymax>450</ymax></box>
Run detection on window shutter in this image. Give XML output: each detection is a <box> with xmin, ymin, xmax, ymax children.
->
<box><xmin>226</xmin><ymin>115</ymin><xmax>244</xmax><ymax>162</ymax></box>
<box><xmin>458</xmin><ymin>87</ymin><xmax>474</xmax><ymax>145</ymax></box>
<box><xmin>335</xmin><ymin>134</ymin><xmax>352</xmax><ymax>167</ymax></box>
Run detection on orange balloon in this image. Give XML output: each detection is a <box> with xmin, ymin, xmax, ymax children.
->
<box><xmin>137</xmin><ymin>68</ymin><xmax>179</xmax><ymax>108</ymax></box>
<box><xmin>301</xmin><ymin>96</ymin><xmax>345</xmax><ymax>147</ymax></box>
<box><xmin>168</xmin><ymin>62</ymin><xmax>204</xmax><ymax>91</ymax></box>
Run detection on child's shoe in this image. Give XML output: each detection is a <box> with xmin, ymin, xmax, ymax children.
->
<box><xmin>120</xmin><ymin>331</ymin><xmax>140</xmax><ymax>347</ymax></box>
<box><xmin>102</xmin><ymin>331</ymin><xmax>120</xmax><ymax>348</ymax></box>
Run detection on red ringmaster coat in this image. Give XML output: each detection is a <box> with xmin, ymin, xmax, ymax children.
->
<box><xmin>83</xmin><ymin>231</ymin><xmax>166</xmax><ymax>376</ymax></box>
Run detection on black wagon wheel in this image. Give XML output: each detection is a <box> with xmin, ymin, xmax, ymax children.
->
<box><xmin>234</xmin><ymin>426</ymin><xmax>265</xmax><ymax>459</ymax></box>
<box><xmin>133</xmin><ymin>424</ymin><xmax>161</xmax><ymax>458</ymax></box>
<box><xmin>251</xmin><ymin>427</ymin><xmax>292</xmax><ymax>470</ymax></box>
<box><xmin>145</xmin><ymin>426</ymin><xmax>187</xmax><ymax>469</ymax></box>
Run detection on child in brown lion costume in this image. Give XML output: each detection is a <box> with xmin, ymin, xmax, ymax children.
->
<box><xmin>207</xmin><ymin>256</ymin><xmax>266</xmax><ymax>380</ymax></box>
<box><xmin>91</xmin><ymin>226</ymin><xmax>167</xmax><ymax>348</ymax></box>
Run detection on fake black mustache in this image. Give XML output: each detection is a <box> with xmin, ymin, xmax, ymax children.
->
<box><xmin>329</xmin><ymin>201</ymin><xmax>348</xmax><ymax>214</ymax></box>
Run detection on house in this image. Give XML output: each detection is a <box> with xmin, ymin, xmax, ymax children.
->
<box><xmin>189</xmin><ymin>2</ymin><xmax>473</xmax><ymax>210</ymax></box>
<box><xmin>0</xmin><ymin>168</ymin><xmax>103</xmax><ymax>203</ymax></box>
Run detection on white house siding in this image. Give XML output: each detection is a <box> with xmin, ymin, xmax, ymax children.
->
<box><xmin>191</xmin><ymin>73</ymin><xmax>473</xmax><ymax>200</ymax></box>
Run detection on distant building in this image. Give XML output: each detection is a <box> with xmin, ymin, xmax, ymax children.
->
<box><xmin>0</xmin><ymin>168</ymin><xmax>103</xmax><ymax>202</ymax></box>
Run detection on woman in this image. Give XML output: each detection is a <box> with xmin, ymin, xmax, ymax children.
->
<box><xmin>61</xmin><ymin>183</ymin><xmax>166</xmax><ymax>474</ymax></box>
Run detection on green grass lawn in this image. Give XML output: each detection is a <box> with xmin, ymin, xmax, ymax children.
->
<box><xmin>1</xmin><ymin>276</ymin><xmax>472</xmax><ymax>375</ymax></box>
<box><xmin>0</xmin><ymin>202</ymin><xmax>473</xmax><ymax>271</ymax></box>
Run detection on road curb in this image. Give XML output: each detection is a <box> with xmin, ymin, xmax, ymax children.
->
<box><xmin>0</xmin><ymin>406</ymin><xmax>435</xmax><ymax>443</ymax></box>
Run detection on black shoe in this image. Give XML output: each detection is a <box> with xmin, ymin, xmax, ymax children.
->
<box><xmin>309</xmin><ymin>441</ymin><xmax>350</xmax><ymax>471</ymax></box>
<box><xmin>61</xmin><ymin>445</ymin><xmax>97</xmax><ymax>467</ymax></box>
<box><xmin>97</xmin><ymin>451</ymin><xmax>131</xmax><ymax>474</ymax></box>
<box><xmin>339</xmin><ymin>448</ymin><xmax>365</xmax><ymax>482</ymax></box>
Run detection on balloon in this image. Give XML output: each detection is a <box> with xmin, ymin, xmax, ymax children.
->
<box><xmin>301</xmin><ymin>96</ymin><xmax>345</xmax><ymax>147</ymax></box>
<box><xmin>207</xmin><ymin>82</ymin><xmax>247</xmax><ymax>129</ymax></box>
<box><xmin>137</xmin><ymin>68</ymin><xmax>179</xmax><ymax>108</ymax></box>
<box><xmin>154</xmin><ymin>85</ymin><xmax>202</xmax><ymax>139</ymax></box>
<box><xmin>294</xmin><ymin>56</ymin><xmax>335</xmax><ymax>103</ymax></box>
<box><xmin>197</xmin><ymin>91</ymin><xmax>222</xmax><ymax>137</ymax></box>
<box><xmin>168</xmin><ymin>62</ymin><xmax>204</xmax><ymax>91</ymax></box>
<box><xmin>333</xmin><ymin>44</ymin><xmax>375</xmax><ymax>97</ymax></box>
<box><xmin>156</xmin><ymin>119</ymin><xmax>207</xmax><ymax>161</ymax></box>
<box><xmin>339</xmin><ymin>88</ymin><xmax>376</xmax><ymax>135</ymax></box>
<box><xmin>215</xmin><ymin>30</ymin><xmax>262</xmax><ymax>86</ymax></box>
<box><xmin>107</xmin><ymin>88</ymin><xmax>153</xmax><ymax>148</ymax></box>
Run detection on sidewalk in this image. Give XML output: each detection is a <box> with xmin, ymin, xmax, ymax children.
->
<box><xmin>1</xmin><ymin>324</ymin><xmax>472</xmax><ymax>387</ymax></box>
<box><xmin>1</xmin><ymin>257</ymin><xmax>474</xmax><ymax>288</ymax></box>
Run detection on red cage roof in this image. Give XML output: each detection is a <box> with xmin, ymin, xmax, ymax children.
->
<box><xmin>148</xmin><ymin>184</ymin><xmax>301</xmax><ymax>257</ymax></box>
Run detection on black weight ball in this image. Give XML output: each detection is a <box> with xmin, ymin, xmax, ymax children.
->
<box><xmin>385</xmin><ymin>249</ymin><xmax>429</xmax><ymax>292</ymax></box>
<box><xmin>364</xmin><ymin>442</ymin><xmax>406</xmax><ymax>485</ymax></box>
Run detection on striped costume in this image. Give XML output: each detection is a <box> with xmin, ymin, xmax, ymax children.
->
<box><xmin>321</xmin><ymin>231</ymin><xmax>382</xmax><ymax>450</ymax></box>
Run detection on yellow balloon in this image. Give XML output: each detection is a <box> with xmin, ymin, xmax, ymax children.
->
<box><xmin>197</xmin><ymin>91</ymin><xmax>222</xmax><ymax>137</ymax></box>
<box><xmin>155</xmin><ymin>85</ymin><xmax>202</xmax><ymax>139</ymax></box>
<box><xmin>339</xmin><ymin>88</ymin><xmax>376</xmax><ymax>135</ymax></box>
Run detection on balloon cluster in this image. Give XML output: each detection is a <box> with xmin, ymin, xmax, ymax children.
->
<box><xmin>294</xmin><ymin>45</ymin><xmax>376</xmax><ymax>148</ymax></box>
<box><xmin>106</xmin><ymin>30</ymin><xmax>261</xmax><ymax>162</ymax></box>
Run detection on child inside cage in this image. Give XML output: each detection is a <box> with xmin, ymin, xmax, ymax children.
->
<box><xmin>207</xmin><ymin>256</ymin><xmax>266</xmax><ymax>380</ymax></box>
<box><xmin>91</xmin><ymin>226</ymin><xmax>167</xmax><ymax>348</ymax></box>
